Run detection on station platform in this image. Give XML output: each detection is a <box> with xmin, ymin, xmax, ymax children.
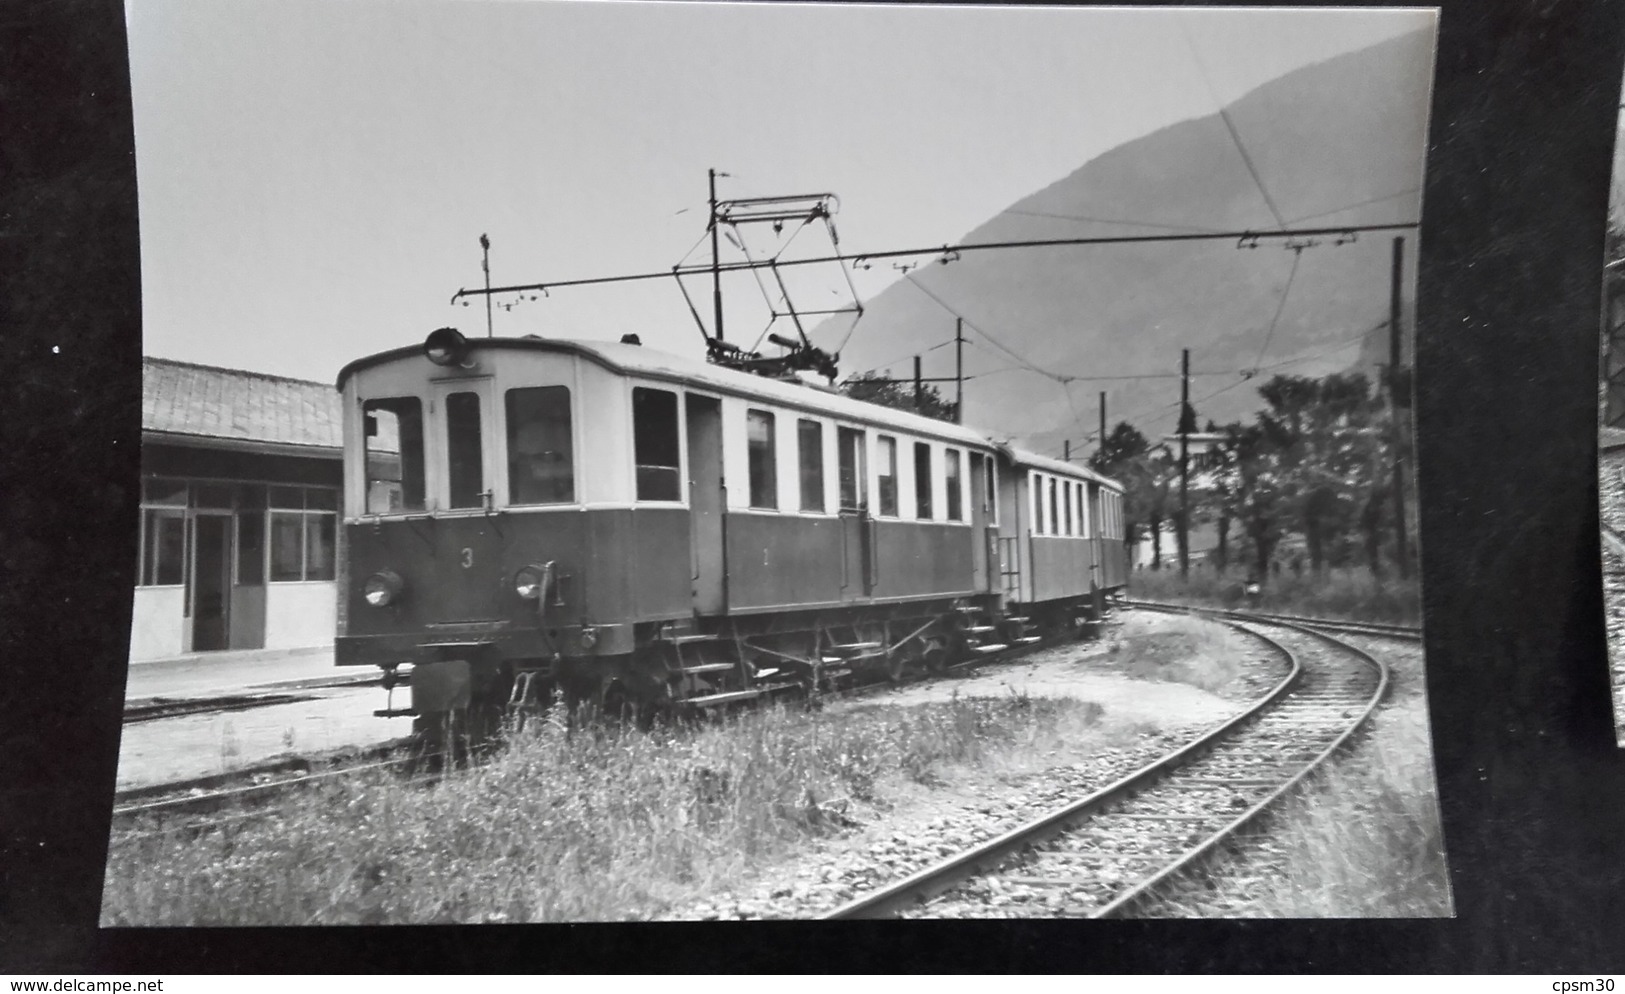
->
<box><xmin>124</xmin><ymin>644</ymin><xmax>371</xmax><ymax>707</ymax></box>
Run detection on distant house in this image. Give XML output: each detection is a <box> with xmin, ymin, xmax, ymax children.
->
<box><xmin>133</xmin><ymin>358</ymin><xmax>344</xmax><ymax>660</ymax></box>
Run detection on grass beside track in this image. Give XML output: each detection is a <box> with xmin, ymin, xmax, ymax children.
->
<box><xmin>1127</xmin><ymin>567</ymin><xmax>1422</xmax><ymax>625</ymax></box>
<box><xmin>101</xmin><ymin>692</ymin><xmax>1104</xmax><ymax>924</ymax></box>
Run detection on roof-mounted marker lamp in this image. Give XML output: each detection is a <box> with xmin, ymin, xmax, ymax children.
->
<box><xmin>425</xmin><ymin>327</ymin><xmax>474</xmax><ymax>368</ymax></box>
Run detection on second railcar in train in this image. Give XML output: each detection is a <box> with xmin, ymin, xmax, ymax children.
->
<box><xmin>334</xmin><ymin>329</ymin><xmax>1126</xmax><ymax>729</ymax></box>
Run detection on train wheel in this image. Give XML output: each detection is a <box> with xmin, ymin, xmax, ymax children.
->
<box><xmin>923</xmin><ymin>643</ymin><xmax>948</xmax><ymax>675</ymax></box>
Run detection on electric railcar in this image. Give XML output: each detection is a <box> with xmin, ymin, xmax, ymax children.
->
<box><xmin>335</xmin><ymin>328</ymin><xmax>1127</xmax><ymax>731</ymax></box>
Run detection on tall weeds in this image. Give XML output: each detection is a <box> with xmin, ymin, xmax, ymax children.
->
<box><xmin>1129</xmin><ymin>566</ymin><xmax>1421</xmax><ymax>624</ymax></box>
<box><xmin>103</xmin><ymin>692</ymin><xmax>1099</xmax><ymax>925</ymax></box>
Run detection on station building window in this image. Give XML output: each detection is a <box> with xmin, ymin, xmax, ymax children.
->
<box><xmin>269</xmin><ymin>486</ymin><xmax>337</xmax><ymax>582</ymax></box>
<box><xmin>138</xmin><ymin>478</ymin><xmax>187</xmax><ymax>586</ymax></box>
<box><xmin>945</xmin><ymin>449</ymin><xmax>962</xmax><ymax>521</ymax></box>
<box><xmin>363</xmin><ymin>397</ymin><xmax>425</xmax><ymax>513</ymax></box>
<box><xmin>914</xmin><ymin>443</ymin><xmax>933</xmax><ymax>520</ymax></box>
<box><xmin>876</xmin><ymin>436</ymin><xmax>898</xmax><ymax>517</ymax></box>
<box><xmin>507</xmin><ymin>386</ymin><xmax>574</xmax><ymax>505</ymax></box>
<box><xmin>632</xmin><ymin>387</ymin><xmax>681</xmax><ymax>501</ymax></box>
<box><xmin>798</xmin><ymin>419</ymin><xmax>825</xmax><ymax>512</ymax></box>
<box><xmin>747</xmin><ymin>409</ymin><xmax>777</xmax><ymax>509</ymax></box>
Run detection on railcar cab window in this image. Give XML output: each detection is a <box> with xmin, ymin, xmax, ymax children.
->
<box><xmin>445</xmin><ymin>392</ymin><xmax>485</xmax><ymax>509</ymax></box>
<box><xmin>914</xmin><ymin>442</ymin><xmax>933</xmax><ymax>520</ymax></box>
<box><xmin>363</xmin><ymin>398</ymin><xmax>425</xmax><ymax>513</ymax></box>
<box><xmin>507</xmin><ymin>386</ymin><xmax>574</xmax><ymax>505</ymax></box>
<box><xmin>838</xmin><ymin>427</ymin><xmax>866</xmax><ymax>512</ymax></box>
<box><xmin>632</xmin><ymin>387</ymin><xmax>681</xmax><ymax>501</ymax></box>
<box><xmin>876</xmin><ymin>436</ymin><xmax>898</xmax><ymax>517</ymax></box>
<box><xmin>945</xmin><ymin>449</ymin><xmax>962</xmax><ymax>521</ymax></box>
<box><xmin>798</xmin><ymin>419</ymin><xmax>825</xmax><ymax>512</ymax></box>
<box><xmin>747</xmin><ymin>409</ymin><xmax>777</xmax><ymax>509</ymax></box>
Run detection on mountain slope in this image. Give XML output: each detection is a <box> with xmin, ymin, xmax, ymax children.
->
<box><xmin>830</xmin><ymin>29</ymin><xmax>1434</xmax><ymax>456</ymax></box>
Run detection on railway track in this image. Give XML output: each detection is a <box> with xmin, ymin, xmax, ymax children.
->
<box><xmin>112</xmin><ymin>622</ymin><xmax>1081</xmax><ymax>827</ymax></box>
<box><xmin>821</xmin><ymin>608</ymin><xmax>1388</xmax><ymax>918</ymax></box>
<box><xmin>1119</xmin><ymin>597</ymin><xmax>1421</xmax><ymax>642</ymax></box>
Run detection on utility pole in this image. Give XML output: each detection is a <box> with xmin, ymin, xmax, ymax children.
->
<box><xmin>1178</xmin><ymin>347</ymin><xmax>1191</xmax><ymax>577</ymax></box>
<box><xmin>1390</xmin><ymin>236</ymin><xmax>1410</xmax><ymax>579</ymax></box>
<box><xmin>480</xmin><ymin>233</ymin><xmax>493</xmax><ymax>338</ymax></box>
<box><xmin>955</xmin><ymin>317</ymin><xmax>964</xmax><ymax>425</ymax></box>
<box><xmin>1099</xmin><ymin>392</ymin><xmax>1107</xmax><ymax>458</ymax></box>
<box><xmin>1064</xmin><ymin>440</ymin><xmax>1071</xmax><ymax>461</ymax></box>
<box><xmin>914</xmin><ymin>355</ymin><xmax>923</xmax><ymax>415</ymax></box>
<box><xmin>709</xmin><ymin>168</ymin><xmax>724</xmax><ymax>342</ymax></box>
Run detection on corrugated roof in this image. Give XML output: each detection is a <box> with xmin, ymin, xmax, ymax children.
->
<box><xmin>143</xmin><ymin>357</ymin><xmax>342</xmax><ymax>450</ymax></box>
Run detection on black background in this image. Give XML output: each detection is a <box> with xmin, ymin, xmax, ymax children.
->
<box><xmin>3</xmin><ymin>0</ymin><xmax>1623</xmax><ymax>973</ymax></box>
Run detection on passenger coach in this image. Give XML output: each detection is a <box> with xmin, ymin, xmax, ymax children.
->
<box><xmin>335</xmin><ymin>329</ymin><xmax>1126</xmax><ymax>730</ymax></box>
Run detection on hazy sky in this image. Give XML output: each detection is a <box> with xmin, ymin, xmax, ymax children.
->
<box><xmin>130</xmin><ymin>0</ymin><xmax>1433</xmax><ymax>394</ymax></box>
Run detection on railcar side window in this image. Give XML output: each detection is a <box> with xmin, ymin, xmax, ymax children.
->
<box><xmin>363</xmin><ymin>398</ymin><xmax>425</xmax><ymax>513</ymax></box>
<box><xmin>1048</xmin><ymin>478</ymin><xmax>1059</xmax><ymax>535</ymax></box>
<box><xmin>1063</xmin><ymin>481</ymin><xmax>1074</xmax><ymax>536</ymax></box>
<box><xmin>632</xmin><ymin>387</ymin><xmax>681</xmax><ymax>501</ymax></box>
<box><xmin>798</xmin><ymin>419</ymin><xmax>825</xmax><ymax>512</ymax></box>
<box><xmin>914</xmin><ymin>443</ymin><xmax>933</xmax><ymax>520</ymax></box>
<box><xmin>945</xmin><ymin>449</ymin><xmax>962</xmax><ymax>521</ymax></box>
<box><xmin>506</xmin><ymin>386</ymin><xmax>574</xmax><ymax>505</ymax></box>
<box><xmin>876</xmin><ymin>436</ymin><xmax>898</xmax><ymax>516</ymax></box>
<box><xmin>838</xmin><ymin>427</ymin><xmax>866</xmax><ymax>512</ymax></box>
<box><xmin>747</xmin><ymin>409</ymin><xmax>777</xmax><ymax>509</ymax></box>
<box><xmin>1031</xmin><ymin>473</ymin><xmax>1043</xmax><ymax>535</ymax></box>
<box><xmin>985</xmin><ymin>458</ymin><xmax>998</xmax><ymax>524</ymax></box>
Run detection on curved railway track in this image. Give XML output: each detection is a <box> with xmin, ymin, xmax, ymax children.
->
<box><xmin>1118</xmin><ymin>597</ymin><xmax>1421</xmax><ymax>642</ymax></box>
<box><xmin>821</xmin><ymin>608</ymin><xmax>1388</xmax><ymax>919</ymax></box>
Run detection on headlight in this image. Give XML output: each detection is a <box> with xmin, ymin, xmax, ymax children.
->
<box><xmin>363</xmin><ymin>569</ymin><xmax>404</xmax><ymax>607</ymax></box>
<box><xmin>424</xmin><ymin>327</ymin><xmax>471</xmax><ymax>367</ymax></box>
<box><xmin>515</xmin><ymin>562</ymin><xmax>553</xmax><ymax>601</ymax></box>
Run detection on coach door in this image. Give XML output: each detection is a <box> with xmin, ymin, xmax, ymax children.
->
<box><xmin>837</xmin><ymin>427</ymin><xmax>874</xmax><ymax>599</ymax></box>
<box><xmin>969</xmin><ymin>453</ymin><xmax>996</xmax><ymax>594</ymax></box>
<box><xmin>686</xmin><ymin>394</ymin><xmax>727</xmax><ymax>615</ymax></box>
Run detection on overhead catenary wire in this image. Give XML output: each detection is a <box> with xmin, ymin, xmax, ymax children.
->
<box><xmin>1177</xmin><ymin>15</ymin><xmax>1287</xmax><ymax>230</ymax></box>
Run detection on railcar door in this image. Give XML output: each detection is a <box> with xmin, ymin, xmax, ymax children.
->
<box><xmin>686</xmin><ymin>394</ymin><xmax>727</xmax><ymax>615</ymax></box>
<box><xmin>837</xmin><ymin>427</ymin><xmax>873</xmax><ymax>599</ymax></box>
<box><xmin>970</xmin><ymin>453</ymin><xmax>997</xmax><ymax>594</ymax></box>
<box><xmin>429</xmin><ymin>378</ymin><xmax>506</xmax><ymax>621</ymax></box>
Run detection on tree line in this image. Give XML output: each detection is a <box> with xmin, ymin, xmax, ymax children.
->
<box><xmin>1089</xmin><ymin>371</ymin><xmax>1415</xmax><ymax>582</ymax></box>
<box><xmin>839</xmin><ymin>366</ymin><xmax>1415</xmax><ymax>584</ymax></box>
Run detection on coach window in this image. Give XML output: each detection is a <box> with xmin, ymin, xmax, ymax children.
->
<box><xmin>876</xmin><ymin>436</ymin><xmax>898</xmax><ymax>516</ymax></box>
<box><xmin>1031</xmin><ymin>473</ymin><xmax>1043</xmax><ymax>535</ymax></box>
<box><xmin>747</xmin><ymin>409</ymin><xmax>778</xmax><ymax>509</ymax></box>
<box><xmin>914</xmin><ymin>443</ymin><xmax>934</xmax><ymax>520</ymax></box>
<box><xmin>1048</xmin><ymin>477</ymin><xmax>1059</xmax><ymax>535</ymax></box>
<box><xmin>1063</xmin><ymin>481</ymin><xmax>1074</xmax><ymax>536</ymax></box>
<box><xmin>363</xmin><ymin>398</ymin><xmax>425</xmax><ymax>513</ymax></box>
<box><xmin>945</xmin><ymin>449</ymin><xmax>963</xmax><ymax>522</ymax></box>
<box><xmin>985</xmin><ymin>458</ymin><xmax>998</xmax><ymax>525</ymax></box>
<box><xmin>507</xmin><ymin>386</ymin><xmax>574</xmax><ymax>505</ymax></box>
<box><xmin>632</xmin><ymin>387</ymin><xmax>681</xmax><ymax>501</ymax></box>
<box><xmin>798</xmin><ymin>420</ymin><xmax>825</xmax><ymax>512</ymax></box>
<box><xmin>445</xmin><ymin>391</ymin><xmax>484</xmax><ymax>509</ymax></box>
<box><xmin>139</xmin><ymin>478</ymin><xmax>187</xmax><ymax>586</ymax></box>
<box><xmin>838</xmin><ymin>427</ymin><xmax>867</xmax><ymax>512</ymax></box>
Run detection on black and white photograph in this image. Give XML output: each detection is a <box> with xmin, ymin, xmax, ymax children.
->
<box><xmin>101</xmin><ymin>0</ymin><xmax>1447</xmax><ymax>924</ymax></box>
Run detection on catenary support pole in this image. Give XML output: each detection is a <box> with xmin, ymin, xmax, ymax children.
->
<box><xmin>1391</xmin><ymin>236</ymin><xmax>1410</xmax><ymax>579</ymax></box>
<box><xmin>1178</xmin><ymin>347</ymin><xmax>1190</xmax><ymax>577</ymax></box>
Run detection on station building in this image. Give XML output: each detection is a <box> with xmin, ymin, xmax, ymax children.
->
<box><xmin>132</xmin><ymin>358</ymin><xmax>345</xmax><ymax>661</ymax></box>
